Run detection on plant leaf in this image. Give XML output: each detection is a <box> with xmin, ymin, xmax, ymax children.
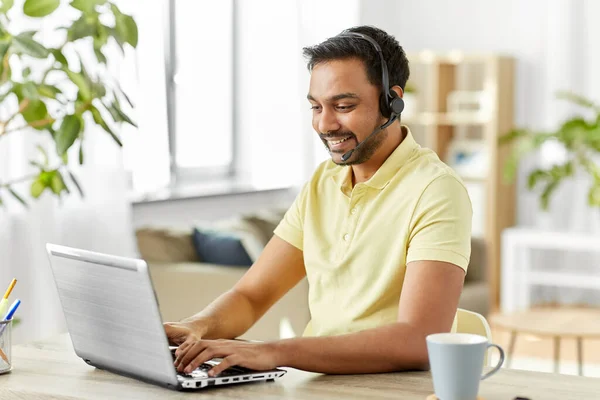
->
<box><xmin>94</xmin><ymin>47</ymin><xmax>106</xmax><ymax>64</ymax></box>
<box><xmin>540</xmin><ymin>180</ymin><xmax>560</xmax><ymax>211</ymax></box>
<box><xmin>50</xmin><ymin>48</ymin><xmax>67</xmax><ymax>66</ymax></box>
<box><xmin>588</xmin><ymin>183</ymin><xmax>600</xmax><ymax>207</ymax></box>
<box><xmin>90</xmin><ymin>105</ymin><xmax>122</xmax><ymax>146</ymax></box>
<box><xmin>12</xmin><ymin>33</ymin><xmax>50</xmax><ymax>58</ymax></box>
<box><xmin>68</xmin><ymin>170</ymin><xmax>84</xmax><ymax>197</ymax></box>
<box><xmin>8</xmin><ymin>187</ymin><xmax>27</xmax><ymax>207</ymax></box>
<box><xmin>22</xmin><ymin>99</ymin><xmax>49</xmax><ymax>127</ymax></box>
<box><xmin>21</xmin><ymin>82</ymin><xmax>38</xmax><ymax>101</ymax></box>
<box><xmin>56</xmin><ymin>114</ymin><xmax>82</xmax><ymax>155</ymax></box>
<box><xmin>64</xmin><ymin>67</ymin><xmax>91</xmax><ymax>100</ymax></box>
<box><xmin>117</xmin><ymin>81</ymin><xmax>134</xmax><ymax>108</ymax></box>
<box><xmin>23</xmin><ymin>0</ymin><xmax>60</xmax><ymax>17</ymax></box>
<box><xmin>0</xmin><ymin>0</ymin><xmax>14</xmax><ymax>13</ymax></box>
<box><xmin>556</xmin><ymin>90</ymin><xmax>600</xmax><ymax>113</ymax></box>
<box><xmin>78</xmin><ymin>141</ymin><xmax>84</xmax><ymax>164</ymax></box>
<box><xmin>67</xmin><ymin>15</ymin><xmax>97</xmax><ymax>41</ymax></box>
<box><xmin>108</xmin><ymin>99</ymin><xmax>136</xmax><ymax>127</ymax></box>
<box><xmin>120</xmin><ymin>15</ymin><xmax>138</xmax><ymax>47</ymax></box>
<box><xmin>50</xmin><ymin>171</ymin><xmax>67</xmax><ymax>194</ymax></box>
<box><xmin>22</xmin><ymin>66</ymin><xmax>31</xmax><ymax>78</ymax></box>
<box><xmin>70</xmin><ymin>0</ymin><xmax>105</xmax><ymax>13</ymax></box>
<box><xmin>112</xmin><ymin>5</ymin><xmax>138</xmax><ymax>48</ymax></box>
<box><xmin>30</xmin><ymin>177</ymin><xmax>46</xmax><ymax>198</ymax></box>
<box><xmin>37</xmin><ymin>84</ymin><xmax>62</xmax><ymax>98</ymax></box>
<box><xmin>527</xmin><ymin>169</ymin><xmax>548</xmax><ymax>190</ymax></box>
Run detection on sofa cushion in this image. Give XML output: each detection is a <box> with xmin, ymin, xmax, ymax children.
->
<box><xmin>465</xmin><ymin>237</ymin><xmax>486</xmax><ymax>283</ymax></box>
<box><xmin>136</xmin><ymin>227</ymin><xmax>199</xmax><ymax>263</ymax></box>
<box><xmin>192</xmin><ymin>228</ymin><xmax>253</xmax><ymax>266</ymax></box>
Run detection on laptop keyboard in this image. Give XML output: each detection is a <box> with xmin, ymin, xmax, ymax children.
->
<box><xmin>178</xmin><ymin>363</ymin><xmax>248</xmax><ymax>379</ymax></box>
<box><xmin>171</xmin><ymin>349</ymin><xmax>252</xmax><ymax>379</ymax></box>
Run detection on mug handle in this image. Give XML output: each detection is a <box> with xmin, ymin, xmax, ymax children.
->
<box><xmin>481</xmin><ymin>343</ymin><xmax>504</xmax><ymax>381</ymax></box>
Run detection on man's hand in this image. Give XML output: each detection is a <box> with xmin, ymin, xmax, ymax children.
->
<box><xmin>173</xmin><ymin>339</ymin><xmax>280</xmax><ymax>376</ymax></box>
<box><xmin>163</xmin><ymin>321</ymin><xmax>202</xmax><ymax>345</ymax></box>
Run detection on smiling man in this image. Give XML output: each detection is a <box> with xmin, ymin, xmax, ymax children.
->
<box><xmin>165</xmin><ymin>25</ymin><xmax>472</xmax><ymax>376</ymax></box>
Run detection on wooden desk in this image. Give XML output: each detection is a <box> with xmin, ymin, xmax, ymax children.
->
<box><xmin>1</xmin><ymin>335</ymin><xmax>599</xmax><ymax>399</ymax></box>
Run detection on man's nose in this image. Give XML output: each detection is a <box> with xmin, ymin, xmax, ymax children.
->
<box><xmin>317</xmin><ymin>108</ymin><xmax>341</xmax><ymax>134</ymax></box>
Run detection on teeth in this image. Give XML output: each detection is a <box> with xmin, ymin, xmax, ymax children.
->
<box><xmin>329</xmin><ymin>137</ymin><xmax>350</xmax><ymax>145</ymax></box>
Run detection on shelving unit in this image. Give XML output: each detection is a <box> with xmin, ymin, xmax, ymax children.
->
<box><xmin>403</xmin><ymin>51</ymin><xmax>516</xmax><ymax>313</ymax></box>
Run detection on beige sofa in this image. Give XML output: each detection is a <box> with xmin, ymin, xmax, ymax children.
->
<box><xmin>139</xmin><ymin>220</ymin><xmax>489</xmax><ymax>341</ymax></box>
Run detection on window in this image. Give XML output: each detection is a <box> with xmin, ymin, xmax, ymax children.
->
<box><xmin>165</xmin><ymin>0</ymin><xmax>235</xmax><ymax>182</ymax></box>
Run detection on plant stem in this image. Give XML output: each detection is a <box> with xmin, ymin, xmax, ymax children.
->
<box><xmin>1</xmin><ymin>117</ymin><xmax>56</xmax><ymax>136</ymax></box>
<box><xmin>0</xmin><ymin>173</ymin><xmax>38</xmax><ymax>189</ymax></box>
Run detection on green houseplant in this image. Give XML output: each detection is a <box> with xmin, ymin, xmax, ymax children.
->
<box><xmin>500</xmin><ymin>91</ymin><xmax>600</xmax><ymax>210</ymax></box>
<box><xmin>0</xmin><ymin>0</ymin><xmax>138</xmax><ymax>207</ymax></box>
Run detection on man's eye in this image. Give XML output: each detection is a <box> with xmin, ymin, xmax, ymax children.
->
<box><xmin>310</xmin><ymin>105</ymin><xmax>321</xmax><ymax>111</ymax></box>
<box><xmin>336</xmin><ymin>105</ymin><xmax>355</xmax><ymax>111</ymax></box>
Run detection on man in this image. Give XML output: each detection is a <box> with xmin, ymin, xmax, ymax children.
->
<box><xmin>165</xmin><ymin>25</ymin><xmax>472</xmax><ymax>376</ymax></box>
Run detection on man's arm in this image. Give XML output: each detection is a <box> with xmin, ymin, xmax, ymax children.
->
<box><xmin>176</xmin><ymin>235</ymin><xmax>306</xmax><ymax>340</ymax></box>
<box><xmin>274</xmin><ymin>260</ymin><xmax>465</xmax><ymax>373</ymax></box>
<box><xmin>176</xmin><ymin>260</ymin><xmax>465</xmax><ymax>375</ymax></box>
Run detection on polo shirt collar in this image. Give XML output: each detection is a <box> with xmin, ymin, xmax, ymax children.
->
<box><xmin>333</xmin><ymin>125</ymin><xmax>418</xmax><ymax>193</ymax></box>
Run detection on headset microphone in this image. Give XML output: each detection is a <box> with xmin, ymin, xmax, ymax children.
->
<box><xmin>340</xmin><ymin>115</ymin><xmax>398</xmax><ymax>162</ymax></box>
<box><xmin>335</xmin><ymin>31</ymin><xmax>405</xmax><ymax>163</ymax></box>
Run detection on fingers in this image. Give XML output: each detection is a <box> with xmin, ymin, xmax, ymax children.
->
<box><xmin>175</xmin><ymin>340</ymin><xmax>213</xmax><ymax>372</ymax></box>
<box><xmin>208</xmin><ymin>355</ymin><xmax>240</xmax><ymax>377</ymax></box>
<box><xmin>175</xmin><ymin>336</ymin><xmax>195</xmax><ymax>358</ymax></box>
<box><xmin>184</xmin><ymin>346</ymin><xmax>219</xmax><ymax>374</ymax></box>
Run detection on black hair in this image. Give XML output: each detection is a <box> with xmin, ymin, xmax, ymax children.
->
<box><xmin>302</xmin><ymin>25</ymin><xmax>410</xmax><ymax>92</ymax></box>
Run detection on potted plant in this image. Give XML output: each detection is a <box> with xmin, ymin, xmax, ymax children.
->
<box><xmin>500</xmin><ymin>91</ymin><xmax>600</xmax><ymax>210</ymax></box>
<box><xmin>0</xmin><ymin>0</ymin><xmax>138</xmax><ymax>207</ymax></box>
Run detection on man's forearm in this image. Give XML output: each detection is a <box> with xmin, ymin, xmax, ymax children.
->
<box><xmin>181</xmin><ymin>289</ymin><xmax>257</xmax><ymax>340</ymax></box>
<box><xmin>274</xmin><ymin>322</ymin><xmax>430</xmax><ymax>374</ymax></box>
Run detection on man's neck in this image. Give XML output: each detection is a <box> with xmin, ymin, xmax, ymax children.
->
<box><xmin>351</xmin><ymin>125</ymin><xmax>407</xmax><ymax>186</ymax></box>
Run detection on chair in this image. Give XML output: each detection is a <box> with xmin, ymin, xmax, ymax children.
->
<box><xmin>456</xmin><ymin>308</ymin><xmax>493</xmax><ymax>366</ymax></box>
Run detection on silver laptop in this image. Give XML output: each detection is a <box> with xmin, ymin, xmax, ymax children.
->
<box><xmin>45</xmin><ymin>243</ymin><xmax>286</xmax><ymax>390</ymax></box>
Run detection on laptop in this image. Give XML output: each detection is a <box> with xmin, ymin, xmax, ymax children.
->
<box><xmin>45</xmin><ymin>243</ymin><xmax>286</xmax><ymax>390</ymax></box>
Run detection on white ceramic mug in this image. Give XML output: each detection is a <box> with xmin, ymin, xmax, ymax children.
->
<box><xmin>426</xmin><ymin>333</ymin><xmax>504</xmax><ymax>400</ymax></box>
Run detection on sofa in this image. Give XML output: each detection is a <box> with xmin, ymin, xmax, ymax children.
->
<box><xmin>138</xmin><ymin>212</ymin><xmax>489</xmax><ymax>341</ymax></box>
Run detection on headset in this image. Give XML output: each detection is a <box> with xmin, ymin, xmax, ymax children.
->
<box><xmin>333</xmin><ymin>31</ymin><xmax>405</xmax><ymax>162</ymax></box>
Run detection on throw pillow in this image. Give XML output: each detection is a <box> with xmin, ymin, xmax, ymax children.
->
<box><xmin>192</xmin><ymin>228</ymin><xmax>253</xmax><ymax>267</ymax></box>
<box><xmin>136</xmin><ymin>227</ymin><xmax>200</xmax><ymax>263</ymax></box>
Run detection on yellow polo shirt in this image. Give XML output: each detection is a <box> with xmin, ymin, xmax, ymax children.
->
<box><xmin>274</xmin><ymin>127</ymin><xmax>472</xmax><ymax>337</ymax></box>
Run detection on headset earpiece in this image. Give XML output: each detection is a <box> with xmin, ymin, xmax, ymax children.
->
<box><xmin>379</xmin><ymin>91</ymin><xmax>404</xmax><ymax>118</ymax></box>
<box><xmin>390</xmin><ymin>92</ymin><xmax>404</xmax><ymax>115</ymax></box>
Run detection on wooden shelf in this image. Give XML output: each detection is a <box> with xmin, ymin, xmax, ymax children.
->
<box><xmin>405</xmin><ymin>53</ymin><xmax>516</xmax><ymax>314</ymax></box>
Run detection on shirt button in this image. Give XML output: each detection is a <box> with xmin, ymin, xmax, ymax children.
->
<box><xmin>351</xmin><ymin>208</ymin><xmax>357</xmax><ymax>215</ymax></box>
<box><xmin>343</xmin><ymin>234</ymin><xmax>350</xmax><ymax>241</ymax></box>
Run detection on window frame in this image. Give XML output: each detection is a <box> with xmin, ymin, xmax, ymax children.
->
<box><xmin>164</xmin><ymin>0</ymin><xmax>238</xmax><ymax>185</ymax></box>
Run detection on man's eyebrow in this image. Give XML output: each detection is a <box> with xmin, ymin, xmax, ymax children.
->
<box><xmin>307</xmin><ymin>93</ymin><xmax>360</xmax><ymax>102</ymax></box>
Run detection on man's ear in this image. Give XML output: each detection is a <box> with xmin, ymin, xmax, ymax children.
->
<box><xmin>391</xmin><ymin>85</ymin><xmax>404</xmax><ymax>98</ymax></box>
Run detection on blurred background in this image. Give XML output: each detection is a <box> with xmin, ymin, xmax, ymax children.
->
<box><xmin>1</xmin><ymin>0</ymin><xmax>599</xmax><ymax>377</ymax></box>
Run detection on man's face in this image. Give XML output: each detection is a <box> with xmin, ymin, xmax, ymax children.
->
<box><xmin>307</xmin><ymin>58</ymin><xmax>386</xmax><ymax>165</ymax></box>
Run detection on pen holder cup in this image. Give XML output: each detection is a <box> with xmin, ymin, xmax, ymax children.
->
<box><xmin>0</xmin><ymin>319</ymin><xmax>12</xmax><ymax>374</ymax></box>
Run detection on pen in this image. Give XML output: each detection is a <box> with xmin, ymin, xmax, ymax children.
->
<box><xmin>0</xmin><ymin>279</ymin><xmax>17</xmax><ymax>317</ymax></box>
<box><xmin>2</xmin><ymin>299</ymin><xmax>21</xmax><ymax>322</ymax></box>
<box><xmin>0</xmin><ymin>299</ymin><xmax>21</xmax><ymax>337</ymax></box>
